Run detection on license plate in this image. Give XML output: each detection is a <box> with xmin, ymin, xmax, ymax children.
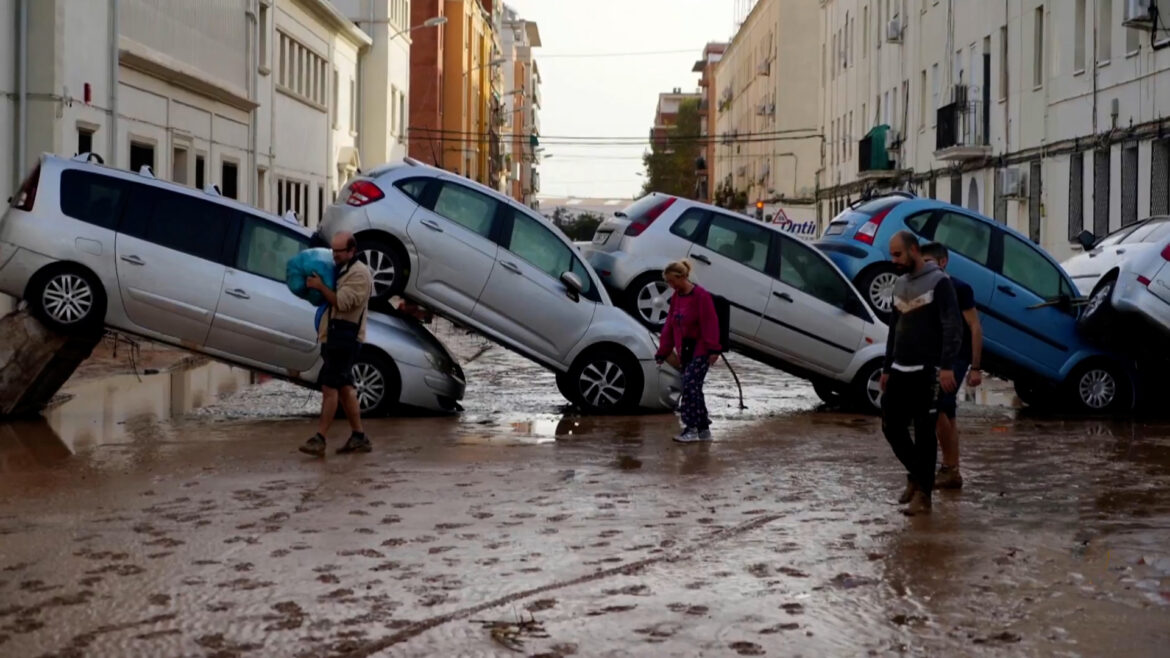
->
<box><xmin>824</xmin><ymin>223</ymin><xmax>847</xmax><ymax>236</ymax></box>
<box><xmin>592</xmin><ymin>231</ymin><xmax>611</xmax><ymax>245</ymax></box>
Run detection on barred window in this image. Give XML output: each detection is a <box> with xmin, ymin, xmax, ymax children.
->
<box><xmin>278</xmin><ymin>32</ymin><xmax>328</xmax><ymax>108</ymax></box>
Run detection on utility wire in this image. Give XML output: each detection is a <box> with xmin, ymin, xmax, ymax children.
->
<box><xmin>537</xmin><ymin>48</ymin><xmax>699</xmax><ymax>59</ymax></box>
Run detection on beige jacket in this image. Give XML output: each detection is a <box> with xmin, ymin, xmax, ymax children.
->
<box><xmin>318</xmin><ymin>259</ymin><xmax>373</xmax><ymax>343</ymax></box>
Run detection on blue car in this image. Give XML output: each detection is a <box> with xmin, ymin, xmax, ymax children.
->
<box><xmin>815</xmin><ymin>194</ymin><xmax>1134</xmax><ymax>413</ymax></box>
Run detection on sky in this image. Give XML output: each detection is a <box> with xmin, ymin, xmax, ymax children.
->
<box><xmin>502</xmin><ymin>0</ymin><xmax>739</xmax><ymax>200</ymax></box>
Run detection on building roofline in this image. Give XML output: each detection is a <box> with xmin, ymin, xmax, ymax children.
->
<box><xmin>525</xmin><ymin>22</ymin><xmax>541</xmax><ymax>47</ymax></box>
<box><xmin>299</xmin><ymin>0</ymin><xmax>373</xmax><ymax>48</ymax></box>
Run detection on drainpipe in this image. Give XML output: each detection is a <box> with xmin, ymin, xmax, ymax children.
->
<box><xmin>17</xmin><ymin>0</ymin><xmax>28</xmax><ymax>184</ymax></box>
<box><xmin>247</xmin><ymin>0</ymin><xmax>258</xmax><ymax>205</ymax></box>
<box><xmin>109</xmin><ymin>0</ymin><xmax>120</xmax><ymax>165</ymax></box>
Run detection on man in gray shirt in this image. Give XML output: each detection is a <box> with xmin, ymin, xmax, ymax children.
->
<box><xmin>879</xmin><ymin>231</ymin><xmax>963</xmax><ymax>515</ymax></box>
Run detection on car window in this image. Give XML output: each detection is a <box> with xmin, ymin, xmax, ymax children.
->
<box><xmin>395</xmin><ymin>177</ymin><xmax>429</xmax><ymax>203</ymax></box>
<box><xmin>670</xmin><ymin>208</ymin><xmax>707</xmax><ymax>241</ymax></box>
<box><xmin>120</xmin><ymin>185</ymin><xmax>233</xmax><ymax>263</ymax></box>
<box><xmin>1122</xmin><ymin>218</ymin><xmax>1170</xmax><ymax>243</ymax></box>
<box><xmin>933</xmin><ymin>212</ymin><xmax>992</xmax><ymax>265</ymax></box>
<box><xmin>431</xmin><ymin>182</ymin><xmax>496</xmax><ymax>237</ymax></box>
<box><xmin>700</xmin><ymin>213</ymin><xmax>771</xmax><ymax>273</ymax></box>
<box><xmin>236</xmin><ymin>217</ymin><xmax>309</xmax><ymax>282</ymax></box>
<box><xmin>904</xmin><ymin>211</ymin><xmax>932</xmax><ymax>235</ymax></box>
<box><xmin>850</xmin><ymin>196</ymin><xmax>907</xmax><ymax>215</ymax></box>
<box><xmin>506</xmin><ymin>209</ymin><xmax>596</xmax><ymax>298</ymax></box>
<box><xmin>1002</xmin><ymin>234</ymin><xmax>1064</xmax><ymax>299</ymax></box>
<box><xmin>779</xmin><ymin>237</ymin><xmax>858</xmax><ymax>311</ymax></box>
<box><xmin>60</xmin><ymin>170</ymin><xmax>126</xmax><ymax>230</ymax></box>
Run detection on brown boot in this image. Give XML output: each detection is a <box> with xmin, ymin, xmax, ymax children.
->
<box><xmin>936</xmin><ymin>465</ymin><xmax>964</xmax><ymax>490</ymax></box>
<box><xmin>903</xmin><ymin>490</ymin><xmax>932</xmax><ymax>516</ymax></box>
<box><xmin>898</xmin><ymin>477</ymin><xmax>917</xmax><ymax>504</ymax></box>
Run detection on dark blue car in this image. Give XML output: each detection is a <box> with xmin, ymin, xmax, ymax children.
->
<box><xmin>815</xmin><ymin>194</ymin><xmax>1133</xmax><ymax>413</ymax></box>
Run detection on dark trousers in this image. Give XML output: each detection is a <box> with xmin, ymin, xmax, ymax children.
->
<box><xmin>881</xmin><ymin>368</ymin><xmax>940</xmax><ymax>493</ymax></box>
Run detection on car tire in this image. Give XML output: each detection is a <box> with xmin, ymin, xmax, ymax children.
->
<box><xmin>349</xmin><ymin>349</ymin><xmax>401</xmax><ymax>417</ymax></box>
<box><xmin>623</xmin><ymin>272</ymin><xmax>672</xmax><ymax>331</ymax></box>
<box><xmin>1078</xmin><ymin>274</ymin><xmax>1117</xmax><ymax>340</ymax></box>
<box><xmin>855</xmin><ymin>266</ymin><xmax>899</xmax><ymax>323</ymax></box>
<box><xmin>1063</xmin><ymin>360</ymin><xmax>1131</xmax><ymax>415</ymax></box>
<box><xmin>812</xmin><ymin>381</ymin><xmax>844</xmax><ymax>406</ymax></box>
<box><xmin>848</xmin><ymin>360</ymin><xmax>885</xmax><ymax>414</ymax></box>
<box><xmin>359</xmin><ymin>237</ymin><xmax>409</xmax><ymax>300</ymax></box>
<box><xmin>563</xmin><ymin>348</ymin><xmax>644</xmax><ymax>414</ymax></box>
<box><xmin>26</xmin><ymin>265</ymin><xmax>107</xmax><ymax>334</ymax></box>
<box><xmin>1013</xmin><ymin>378</ymin><xmax>1053</xmax><ymax>408</ymax></box>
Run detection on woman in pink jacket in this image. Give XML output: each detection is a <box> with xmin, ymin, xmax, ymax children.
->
<box><xmin>654</xmin><ymin>260</ymin><xmax>722</xmax><ymax>443</ymax></box>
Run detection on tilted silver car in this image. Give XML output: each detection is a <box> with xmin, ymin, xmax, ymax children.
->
<box><xmin>0</xmin><ymin>154</ymin><xmax>465</xmax><ymax>416</ymax></box>
<box><xmin>317</xmin><ymin>158</ymin><xmax>681</xmax><ymax>414</ymax></box>
<box><xmin>580</xmin><ymin>193</ymin><xmax>890</xmax><ymax>412</ymax></box>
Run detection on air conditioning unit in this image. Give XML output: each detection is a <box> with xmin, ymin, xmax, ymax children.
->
<box><xmin>887</xmin><ymin>15</ymin><xmax>903</xmax><ymax>43</ymax></box>
<box><xmin>1000</xmin><ymin>168</ymin><xmax>1029</xmax><ymax>198</ymax></box>
<box><xmin>1123</xmin><ymin>0</ymin><xmax>1155</xmax><ymax>28</ymax></box>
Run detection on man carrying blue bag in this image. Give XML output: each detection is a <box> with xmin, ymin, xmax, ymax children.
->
<box><xmin>294</xmin><ymin>232</ymin><xmax>374</xmax><ymax>457</ymax></box>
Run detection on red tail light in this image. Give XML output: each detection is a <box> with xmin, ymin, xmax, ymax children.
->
<box><xmin>1161</xmin><ymin>244</ymin><xmax>1170</xmax><ymax>261</ymax></box>
<box><xmin>853</xmin><ymin>207</ymin><xmax>893</xmax><ymax>246</ymax></box>
<box><xmin>1138</xmin><ymin>275</ymin><xmax>1152</xmax><ymax>287</ymax></box>
<box><xmin>624</xmin><ymin>197</ymin><xmax>677</xmax><ymax>236</ymax></box>
<box><xmin>11</xmin><ymin>164</ymin><xmax>40</xmax><ymax>211</ymax></box>
<box><xmin>345</xmin><ymin>180</ymin><xmax>384</xmax><ymax>207</ymax></box>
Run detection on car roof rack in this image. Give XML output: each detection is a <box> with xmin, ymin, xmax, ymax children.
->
<box><xmin>203</xmin><ymin>184</ymin><xmax>222</xmax><ymax>196</ymax></box>
<box><xmin>138</xmin><ymin>165</ymin><xmax>155</xmax><ymax>178</ymax></box>
<box><xmin>71</xmin><ymin>152</ymin><xmax>105</xmax><ymax>164</ymax></box>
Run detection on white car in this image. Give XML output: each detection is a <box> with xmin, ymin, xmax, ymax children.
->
<box><xmin>580</xmin><ymin>193</ymin><xmax>889</xmax><ymax>411</ymax></box>
<box><xmin>316</xmin><ymin>159</ymin><xmax>681</xmax><ymax>414</ymax></box>
<box><xmin>0</xmin><ymin>154</ymin><xmax>465</xmax><ymax>416</ymax></box>
<box><xmin>1064</xmin><ymin>219</ymin><xmax>1170</xmax><ymax>344</ymax></box>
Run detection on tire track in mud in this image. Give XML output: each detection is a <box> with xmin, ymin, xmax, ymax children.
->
<box><xmin>335</xmin><ymin>512</ymin><xmax>787</xmax><ymax>657</ymax></box>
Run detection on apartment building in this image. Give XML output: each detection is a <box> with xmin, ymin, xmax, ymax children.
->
<box><xmin>693</xmin><ymin>42</ymin><xmax>728</xmax><ymax>203</ymax></box>
<box><xmin>500</xmin><ymin>4</ymin><xmax>541</xmax><ymax>206</ymax></box>
<box><xmin>713</xmin><ymin>0</ymin><xmax>821</xmax><ymax>223</ymax></box>
<box><xmin>821</xmin><ymin>0</ymin><xmax>1170</xmax><ymax>261</ymax></box>
<box><xmin>651</xmin><ymin>89</ymin><xmax>703</xmax><ymax>147</ymax></box>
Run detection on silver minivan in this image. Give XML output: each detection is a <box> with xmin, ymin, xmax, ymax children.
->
<box><xmin>0</xmin><ymin>154</ymin><xmax>465</xmax><ymax>416</ymax></box>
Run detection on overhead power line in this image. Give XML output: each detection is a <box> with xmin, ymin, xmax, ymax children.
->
<box><xmin>537</xmin><ymin>48</ymin><xmax>698</xmax><ymax>59</ymax></box>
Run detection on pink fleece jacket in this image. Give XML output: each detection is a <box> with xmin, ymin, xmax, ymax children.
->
<box><xmin>656</xmin><ymin>283</ymin><xmax>722</xmax><ymax>360</ymax></box>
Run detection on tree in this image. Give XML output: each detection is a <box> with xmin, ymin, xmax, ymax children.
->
<box><xmin>562</xmin><ymin>211</ymin><xmax>604</xmax><ymax>241</ymax></box>
<box><xmin>641</xmin><ymin>98</ymin><xmax>703</xmax><ymax>198</ymax></box>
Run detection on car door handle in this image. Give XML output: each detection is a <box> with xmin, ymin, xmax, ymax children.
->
<box><xmin>772</xmin><ymin>291</ymin><xmax>794</xmax><ymax>303</ymax></box>
<box><xmin>420</xmin><ymin>219</ymin><xmax>444</xmax><ymax>232</ymax></box>
<box><xmin>225</xmin><ymin>288</ymin><xmax>250</xmax><ymax>299</ymax></box>
<box><xmin>120</xmin><ymin>255</ymin><xmax>145</xmax><ymax>266</ymax></box>
<box><xmin>500</xmin><ymin>261</ymin><xmax>522</xmax><ymax>275</ymax></box>
<box><xmin>997</xmin><ymin>285</ymin><xmax>1017</xmax><ymax>297</ymax></box>
<box><xmin>692</xmin><ymin>254</ymin><xmax>712</xmax><ymax>265</ymax></box>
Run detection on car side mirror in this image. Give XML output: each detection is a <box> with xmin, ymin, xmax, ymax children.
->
<box><xmin>1076</xmin><ymin>230</ymin><xmax>1096</xmax><ymax>251</ymax></box>
<box><xmin>560</xmin><ymin>271</ymin><xmax>583</xmax><ymax>302</ymax></box>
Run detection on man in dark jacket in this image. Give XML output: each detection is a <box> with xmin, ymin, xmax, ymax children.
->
<box><xmin>879</xmin><ymin>231</ymin><xmax>963</xmax><ymax>515</ymax></box>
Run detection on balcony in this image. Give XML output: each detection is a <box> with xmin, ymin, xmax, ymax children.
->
<box><xmin>934</xmin><ymin>100</ymin><xmax>990</xmax><ymax>161</ymax></box>
<box><xmin>858</xmin><ymin>125</ymin><xmax>899</xmax><ymax>180</ymax></box>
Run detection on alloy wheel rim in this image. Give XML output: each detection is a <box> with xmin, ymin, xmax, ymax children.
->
<box><xmin>352</xmin><ymin>362</ymin><xmax>386</xmax><ymax>412</ymax></box>
<box><xmin>865</xmin><ymin>369</ymin><xmax>884</xmax><ymax>409</ymax></box>
<box><xmin>363</xmin><ymin>249</ymin><xmax>397</xmax><ymax>296</ymax></box>
<box><xmin>869</xmin><ymin>272</ymin><xmax>898</xmax><ymax>313</ymax></box>
<box><xmin>636</xmin><ymin>281</ymin><xmax>673</xmax><ymax>325</ymax></box>
<box><xmin>579</xmin><ymin>359</ymin><xmax>628</xmax><ymax>408</ymax></box>
<box><xmin>42</xmin><ymin>274</ymin><xmax>94</xmax><ymax>324</ymax></box>
<box><xmin>1086</xmin><ymin>283</ymin><xmax>1111</xmax><ymax>316</ymax></box>
<box><xmin>1078</xmin><ymin>368</ymin><xmax>1116</xmax><ymax>409</ymax></box>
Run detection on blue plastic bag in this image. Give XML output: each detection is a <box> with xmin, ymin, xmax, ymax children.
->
<box><xmin>286</xmin><ymin>248</ymin><xmax>336</xmax><ymax>307</ymax></box>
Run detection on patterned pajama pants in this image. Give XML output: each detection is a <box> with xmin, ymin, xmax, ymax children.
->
<box><xmin>679</xmin><ymin>357</ymin><xmax>711</xmax><ymax>431</ymax></box>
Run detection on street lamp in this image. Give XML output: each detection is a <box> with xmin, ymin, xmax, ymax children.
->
<box><xmin>389</xmin><ymin>16</ymin><xmax>447</xmax><ymax>40</ymax></box>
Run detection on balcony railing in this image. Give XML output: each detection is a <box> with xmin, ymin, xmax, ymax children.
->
<box><xmin>935</xmin><ymin>100</ymin><xmax>990</xmax><ymax>160</ymax></box>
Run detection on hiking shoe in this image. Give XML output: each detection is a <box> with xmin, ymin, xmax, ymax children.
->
<box><xmin>673</xmin><ymin>428</ymin><xmax>700</xmax><ymax>443</ymax></box>
<box><xmin>898</xmin><ymin>477</ymin><xmax>917</xmax><ymax>504</ymax></box>
<box><xmin>936</xmin><ymin>465</ymin><xmax>964</xmax><ymax>490</ymax></box>
<box><xmin>336</xmin><ymin>433</ymin><xmax>372</xmax><ymax>454</ymax></box>
<box><xmin>299</xmin><ymin>433</ymin><xmax>326</xmax><ymax>457</ymax></box>
<box><xmin>697</xmin><ymin>429</ymin><xmax>713</xmax><ymax>441</ymax></box>
<box><xmin>903</xmin><ymin>490</ymin><xmax>932</xmax><ymax>516</ymax></box>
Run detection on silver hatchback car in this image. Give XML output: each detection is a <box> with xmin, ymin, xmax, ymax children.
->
<box><xmin>581</xmin><ymin>193</ymin><xmax>889</xmax><ymax>411</ymax></box>
<box><xmin>317</xmin><ymin>158</ymin><xmax>681</xmax><ymax>414</ymax></box>
<box><xmin>0</xmin><ymin>154</ymin><xmax>465</xmax><ymax>416</ymax></box>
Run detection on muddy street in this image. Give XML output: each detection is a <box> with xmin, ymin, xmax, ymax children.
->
<box><xmin>1</xmin><ymin>341</ymin><xmax>1168</xmax><ymax>657</ymax></box>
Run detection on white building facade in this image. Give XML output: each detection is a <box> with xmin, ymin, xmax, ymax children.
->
<box><xmin>820</xmin><ymin>0</ymin><xmax>1170</xmax><ymax>262</ymax></box>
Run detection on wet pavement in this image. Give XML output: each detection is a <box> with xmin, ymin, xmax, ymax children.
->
<box><xmin>1</xmin><ymin>336</ymin><xmax>1169</xmax><ymax>657</ymax></box>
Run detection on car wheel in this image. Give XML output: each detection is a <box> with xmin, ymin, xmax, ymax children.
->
<box><xmin>359</xmin><ymin>238</ymin><xmax>409</xmax><ymax>300</ymax></box>
<box><xmin>564</xmin><ymin>348</ymin><xmax>644</xmax><ymax>414</ymax></box>
<box><xmin>350</xmin><ymin>350</ymin><xmax>400</xmax><ymax>417</ymax></box>
<box><xmin>1078</xmin><ymin>274</ymin><xmax>1117</xmax><ymax>339</ymax></box>
<box><xmin>849</xmin><ymin>361</ymin><xmax>885</xmax><ymax>414</ymax></box>
<box><xmin>27</xmin><ymin>265</ymin><xmax>106</xmax><ymax>334</ymax></box>
<box><xmin>1064</xmin><ymin>360</ymin><xmax>1131</xmax><ymax>415</ymax></box>
<box><xmin>812</xmin><ymin>381</ymin><xmax>844</xmax><ymax>406</ymax></box>
<box><xmin>624</xmin><ymin>272</ymin><xmax>672</xmax><ymax>331</ymax></box>
<box><xmin>855</xmin><ymin>266</ymin><xmax>898</xmax><ymax>323</ymax></box>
